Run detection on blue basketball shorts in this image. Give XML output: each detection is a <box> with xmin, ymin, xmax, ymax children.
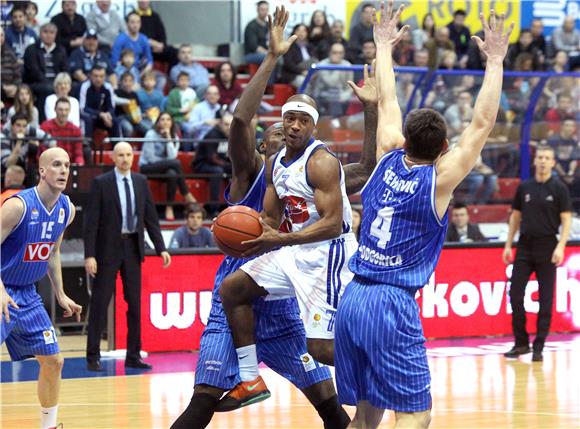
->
<box><xmin>335</xmin><ymin>279</ymin><xmax>431</xmax><ymax>412</ymax></box>
<box><xmin>0</xmin><ymin>284</ymin><xmax>60</xmax><ymax>361</ymax></box>
<box><xmin>195</xmin><ymin>296</ymin><xmax>331</xmax><ymax>390</ymax></box>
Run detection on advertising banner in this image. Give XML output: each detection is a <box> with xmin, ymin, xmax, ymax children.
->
<box><xmin>115</xmin><ymin>246</ymin><xmax>580</xmax><ymax>352</ymax></box>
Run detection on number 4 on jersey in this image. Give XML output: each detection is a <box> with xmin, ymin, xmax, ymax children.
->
<box><xmin>370</xmin><ymin>207</ymin><xmax>394</xmax><ymax>249</ymax></box>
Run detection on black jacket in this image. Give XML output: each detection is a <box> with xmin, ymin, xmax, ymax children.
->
<box><xmin>23</xmin><ymin>41</ymin><xmax>68</xmax><ymax>84</ymax></box>
<box><xmin>280</xmin><ymin>43</ymin><xmax>316</xmax><ymax>84</ymax></box>
<box><xmin>446</xmin><ymin>224</ymin><xmax>487</xmax><ymax>243</ymax></box>
<box><xmin>84</xmin><ymin>170</ymin><xmax>166</xmax><ymax>264</ymax></box>
<box><xmin>51</xmin><ymin>12</ymin><xmax>87</xmax><ymax>53</ymax></box>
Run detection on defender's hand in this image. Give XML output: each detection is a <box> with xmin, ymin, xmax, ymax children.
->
<box><xmin>347</xmin><ymin>60</ymin><xmax>378</xmax><ymax>105</ymax></box>
<box><xmin>471</xmin><ymin>9</ymin><xmax>515</xmax><ymax>62</ymax></box>
<box><xmin>268</xmin><ymin>5</ymin><xmax>298</xmax><ymax>58</ymax></box>
<box><xmin>373</xmin><ymin>0</ymin><xmax>410</xmax><ymax>48</ymax></box>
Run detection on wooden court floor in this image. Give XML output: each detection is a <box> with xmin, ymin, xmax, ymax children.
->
<box><xmin>1</xmin><ymin>335</ymin><xmax>579</xmax><ymax>428</ymax></box>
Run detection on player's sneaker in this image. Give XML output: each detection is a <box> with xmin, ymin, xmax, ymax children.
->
<box><xmin>215</xmin><ymin>376</ymin><xmax>271</xmax><ymax>412</ymax></box>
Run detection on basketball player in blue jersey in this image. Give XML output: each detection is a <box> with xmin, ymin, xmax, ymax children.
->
<box><xmin>171</xmin><ymin>7</ymin><xmax>378</xmax><ymax>429</ymax></box>
<box><xmin>334</xmin><ymin>2</ymin><xmax>514</xmax><ymax>428</ymax></box>
<box><xmin>1</xmin><ymin>147</ymin><xmax>83</xmax><ymax>429</ymax></box>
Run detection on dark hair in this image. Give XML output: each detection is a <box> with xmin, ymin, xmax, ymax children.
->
<box><xmin>291</xmin><ymin>23</ymin><xmax>309</xmax><ymax>37</ymax></box>
<box><xmin>514</xmin><ymin>52</ymin><xmax>534</xmax><ymax>71</ymax></box>
<box><xmin>535</xmin><ymin>144</ymin><xmax>555</xmax><ymax>156</ymax></box>
<box><xmin>154</xmin><ymin>112</ymin><xmax>178</xmax><ymax>138</ymax></box>
<box><xmin>120</xmin><ymin>48</ymin><xmax>135</xmax><ymax>58</ymax></box>
<box><xmin>11</xmin><ymin>112</ymin><xmax>29</xmax><ymax>125</ymax></box>
<box><xmin>177</xmin><ymin>71</ymin><xmax>190</xmax><ymax>80</ymax></box>
<box><xmin>120</xmin><ymin>71</ymin><xmax>134</xmax><ymax>81</ymax></box>
<box><xmin>256</xmin><ymin>1</ymin><xmax>268</xmax><ymax>7</ymax></box>
<box><xmin>454</xmin><ymin>9</ymin><xmax>466</xmax><ymax>17</ymax></box>
<box><xmin>55</xmin><ymin>96</ymin><xmax>70</xmax><ymax>107</ymax></box>
<box><xmin>403</xmin><ymin>109</ymin><xmax>447</xmax><ymax>161</ymax></box>
<box><xmin>27</xmin><ymin>2</ymin><xmax>38</xmax><ymax>13</ymax></box>
<box><xmin>452</xmin><ymin>202</ymin><xmax>468</xmax><ymax>211</ymax></box>
<box><xmin>126</xmin><ymin>11</ymin><xmax>140</xmax><ymax>22</ymax></box>
<box><xmin>361</xmin><ymin>3</ymin><xmax>374</xmax><ymax>12</ymax></box>
<box><xmin>185</xmin><ymin>203</ymin><xmax>205</xmax><ymax>218</ymax></box>
<box><xmin>91</xmin><ymin>64</ymin><xmax>106</xmax><ymax>73</ymax></box>
<box><xmin>308</xmin><ymin>10</ymin><xmax>331</xmax><ymax>40</ymax></box>
<box><xmin>520</xmin><ymin>28</ymin><xmax>532</xmax><ymax>36</ymax></box>
<box><xmin>10</xmin><ymin>7</ymin><xmax>25</xmax><ymax>18</ymax></box>
<box><xmin>422</xmin><ymin>13</ymin><xmax>435</xmax><ymax>37</ymax></box>
<box><xmin>215</xmin><ymin>61</ymin><xmax>237</xmax><ymax>89</ymax></box>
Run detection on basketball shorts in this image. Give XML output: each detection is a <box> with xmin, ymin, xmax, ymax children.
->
<box><xmin>335</xmin><ymin>278</ymin><xmax>431</xmax><ymax>412</ymax></box>
<box><xmin>240</xmin><ymin>233</ymin><xmax>357</xmax><ymax>339</ymax></box>
<box><xmin>195</xmin><ymin>296</ymin><xmax>331</xmax><ymax>390</ymax></box>
<box><xmin>0</xmin><ymin>284</ymin><xmax>60</xmax><ymax>361</ymax></box>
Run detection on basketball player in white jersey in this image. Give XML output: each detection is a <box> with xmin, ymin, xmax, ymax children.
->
<box><xmin>218</xmin><ymin>76</ymin><xmax>358</xmax><ymax>398</ymax></box>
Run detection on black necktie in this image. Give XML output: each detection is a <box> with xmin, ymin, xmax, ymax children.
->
<box><xmin>123</xmin><ymin>177</ymin><xmax>133</xmax><ymax>232</ymax></box>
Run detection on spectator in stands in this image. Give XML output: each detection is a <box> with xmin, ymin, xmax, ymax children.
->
<box><xmin>317</xmin><ymin>19</ymin><xmax>348</xmax><ymax>61</ymax></box>
<box><xmin>136</xmin><ymin>70</ymin><xmax>164</xmax><ymax>127</ymax></box>
<box><xmin>444</xmin><ymin>91</ymin><xmax>473</xmax><ymax>135</ymax></box>
<box><xmin>40</xmin><ymin>97</ymin><xmax>84</xmax><ymax>165</ymax></box>
<box><xmin>311</xmin><ymin>43</ymin><xmax>353</xmax><ymax>118</ymax></box>
<box><xmin>214</xmin><ymin>61</ymin><xmax>243</xmax><ymax>108</ymax></box>
<box><xmin>530</xmin><ymin>19</ymin><xmax>547</xmax><ymax>58</ymax></box>
<box><xmin>6</xmin><ymin>84</ymin><xmax>39</xmax><ymax>127</ymax></box>
<box><xmin>446</xmin><ymin>202</ymin><xmax>487</xmax><ymax>243</ymax></box>
<box><xmin>438</xmin><ymin>50</ymin><xmax>464</xmax><ymax>88</ymax></box>
<box><xmin>44</xmin><ymin>72</ymin><xmax>80</xmax><ymax>127</ymax></box>
<box><xmin>85</xmin><ymin>0</ymin><xmax>126</xmax><ymax>54</ymax></box>
<box><xmin>169</xmin><ymin>44</ymin><xmax>210</xmax><ymax>98</ymax></box>
<box><xmin>115</xmin><ymin>72</ymin><xmax>150</xmax><ymax>138</ymax></box>
<box><xmin>549</xmin><ymin>50</ymin><xmax>569</xmax><ymax>73</ymax></box>
<box><xmin>68</xmin><ymin>29</ymin><xmax>113</xmax><ymax>87</ymax></box>
<box><xmin>135</xmin><ymin>0</ymin><xmax>178</xmax><ymax>68</ymax></box>
<box><xmin>166</xmin><ymin>71</ymin><xmax>197</xmax><ymax>128</ymax></box>
<box><xmin>0</xmin><ymin>113</ymin><xmax>52</xmax><ymax>186</ymax></box>
<box><xmin>347</xmin><ymin>2</ymin><xmax>374</xmax><ymax>63</ymax></box>
<box><xmin>0</xmin><ymin>165</ymin><xmax>25</xmax><ymax>205</ymax></box>
<box><xmin>169</xmin><ymin>203</ymin><xmax>214</xmax><ymax>249</ymax></box>
<box><xmin>182</xmin><ymin>85</ymin><xmax>221</xmax><ymax>149</ymax></box>
<box><xmin>111</xmin><ymin>12</ymin><xmax>153</xmax><ymax>73</ymax></box>
<box><xmin>0</xmin><ymin>26</ymin><xmax>21</xmax><ymax>104</ymax></box>
<box><xmin>23</xmin><ymin>23</ymin><xmax>68</xmax><ymax>121</ymax></box>
<box><xmin>25</xmin><ymin>2</ymin><xmax>40</xmax><ymax>35</ymax></box>
<box><xmin>79</xmin><ymin>65</ymin><xmax>120</xmax><ymax>141</ymax></box>
<box><xmin>412</xmin><ymin>48</ymin><xmax>429</xmax><ymax>67</ymax></box>
<box><xmin>466</xmin><ymin>28</ymin><xmax>487</xmax><ymax>70</ymax></box>
<box><xmin>545</xmin><ymin>93</ymin><xmax>575</xmax><ymax>134</ymax></box>
<box><xmin>425</xmin><ymin>27</ymin><xmax>454</xmax><ymax>69</ymax></box>
<box><xmin>193</xmin><ymin>109</ymin><xmax>232</xmax><ymax>217</ymax></box>
<box><xmin>5</xmin><ymin>6</ymin><xmax>37</xmax><ymax>62</ymax></box>
<box><xmin>51</xmin><ymin>0</ymin><xmax>87</xmax><ymax>54</ymax></box>
<box><xmin>279</xmin><ymin>24</ymin><xmax>316</xmax><ymax>89</ymax></box>
<box><xmin>393</xmin><ymin>31</ymin><xmax>415</xmax><ymax>66</ymax></box>
<box><xmin>244</xmin><ymin>0</ymin><xmax>269</xmax><ymax>64</ymax></box>
<box><xmin>447</xmin><ymin>10</ymin><xmax>470</xmax><ymax>66</ymax></box>
<box><xmin>548</xmin><ymin>119</ymin><xmax>578</xmax><ymax>184</ymax></box>
<box><xmin>114</xmin><ymin>48</ymin><xmax>141</xmax><ymax>86</ymax></box>
<box><xmin>308</xmin><ymin>10</ymin><xmax>331</xmax><ymax>60</ymax></box>
<box><xmin>506</xmin><ymin>29</ymin><xmax>542</xmax><ymax>71</ymax></box>
<box><xmin>551</xmin><ymin>16</ymin><xmax>580</xmax><ymax>56</ymax></box>
<box><xmin>412</xmin><ymin>13</ymin><xmax>435</xmax><ymax>51</ymax></box>
<box><xmin>139</xmin><ymin>112</ymin><xmax>196</xmax><ymax>220</ymax></box>
<box><xmin>353</xmin><ymin>40</ymin><xmax>376</xmax><ymax>81</ymax></box>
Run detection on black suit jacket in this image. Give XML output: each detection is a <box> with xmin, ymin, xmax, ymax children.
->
<box><xmin>446</xmin><ymin>223</ymin><xmax>487</xmax><ymax>243</ymax></box>
<box><xmin>84</xmin><ymin>170</ymin><xmax>166</xmax><ymax>264</ymax></box>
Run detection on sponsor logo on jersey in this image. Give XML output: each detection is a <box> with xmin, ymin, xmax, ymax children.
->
<box><xmin>58</xmin><ymin>208</ymin><xmax>65</xmax><ymax>223</ymax></box>
<box><xmin>300</xmin><ymin>353</ymin><xmax>317</xmax><ymax>372</ymax></box>
<box><xmin>43</xmin><ymin>328</ymin><xmax>56</xmax><ymax>345</ymax></box>
<box><xmin>279</xmin><ymin>196</ymin><xmax>310</xmax><ymax>233</ymax></box>
<box><xmin>31</xmin><ymin>209</ymin><xmax>39</xmax><ymax>220</ymax></box>
<box><xmin>23</xmin><ymin>242</ymin><xmax>55</xmax><ymax>262</ymax></box>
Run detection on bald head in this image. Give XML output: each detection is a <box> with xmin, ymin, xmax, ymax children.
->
<box><xmin>39</xmin><ymin>147</ymin><xmax>70</xmax><ymax>168</ymax></box>
<box><xmin>114</xmin><ymin>141</ymin><xmax>133</xmax><ymax>155</ymax></box>
<box><xmin>112</xmin><ymin>142</ymin><xmax>134</xmax><ymax>174</ymax></box>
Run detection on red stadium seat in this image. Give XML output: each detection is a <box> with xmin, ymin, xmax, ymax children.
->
<box><xmin>467</xmin><ymin>204</ymin><xmax>511</xmax><ymax>223</ymax></box>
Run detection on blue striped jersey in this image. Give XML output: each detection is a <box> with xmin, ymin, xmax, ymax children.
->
<box><xmin>349</xmin><ymin>150</ymin><xmax>447</xmax><ymax>289</ymax></box>
<box><xmin>213</xmin><ymin>163</ymin><xmax>267</xmax><ymax>296</ymax></box>
<box><xmin>1</xmin><ymin>187</ymin><xmax>71</xmax><ymax>286</ymax></box>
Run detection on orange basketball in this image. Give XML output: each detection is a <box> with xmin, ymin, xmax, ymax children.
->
<box><xmin>213</xmin><ymin>206</ymin><xmax>263</xmax><ymax>258</ymax></box>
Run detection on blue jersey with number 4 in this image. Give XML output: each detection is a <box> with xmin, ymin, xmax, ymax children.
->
<box><xmin>1</xmin><ymin>187</ymin><xmax>71</xmax><ymax>286</ymax></box>
<box><xmin>349</xmin><ymin>150</ymin><xmax>447</xmax><ymax>290</ymax></box>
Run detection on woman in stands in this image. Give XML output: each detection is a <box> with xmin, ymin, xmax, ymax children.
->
<box><xmin>44</xmin><ymin>72</ymin><xmax>80</xmax><ymax>126</ymax></box>
<box><xmin>279</xmin><ymin>24</ymin><xmax>317</xmax><ymax>89</ymax></box>
<box><xmin>139</xmin><ymin>112</ymin><xmax>196</xmax><ymax>220</ymax></box>
<box><xmin>214</xmin><ymin>61</ymin><xmax>242</xmax><ymax>108</ymax></box>
<box><xmin>6</xmin><ymin>84</ymin><xmax>39</xmax><ymax>127</ymax></box>
<box><xmin>308</xmin><ymin>10</ymin><xmax>331</xmax><ymax>59</ymax></box>
<box><xmin>412</xmin><ymin>13</ymin><xmax>435</xmax><ymax>51</ymax></box>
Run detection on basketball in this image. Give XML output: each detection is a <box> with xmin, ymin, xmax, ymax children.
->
<box><xmin>213</xmin><ymin>206</ymin><xmax>263</xmax><ymax>258</ymax></box>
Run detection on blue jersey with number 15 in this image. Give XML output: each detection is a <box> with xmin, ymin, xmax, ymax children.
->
<box><xmin>349</xmin><ymin>150</ymin><xmax>447</xmax><ymax>290</ymax></box>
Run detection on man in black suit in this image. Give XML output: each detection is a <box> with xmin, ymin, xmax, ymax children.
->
<box><xmin>84</xmin><ymin>142</ymin><xmax>171</xmax><ymax>371</ymax></box>
<box><xmin>446</xmin><ymin>202</ymin><xmax>487</xmax><ymax>243</ymax></box>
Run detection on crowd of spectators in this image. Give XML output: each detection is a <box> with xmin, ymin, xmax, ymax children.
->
<box><xmin>1</xmin><ymin>0</ymin><xmax>578</xmax><ymax>225</ymax></box>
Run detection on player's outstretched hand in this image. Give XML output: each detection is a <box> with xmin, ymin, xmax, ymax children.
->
<box><xmin>268</xmin><ymin>5</ymin><xmax>298</xmax><ymax>58</ymax></box>
<box><xmin>241</xmin><ymin>219</ymin><xmax>282</xmax><ymax>257</ymax></box>
<box><xmin>59</xmin><ymin>295</ymin><xmax>82</xmax><ymax>323</ymax></box>
<box><xmin>471</xmin><ymin>9</ymin><xmax>514</xmax><ymax>62</ymax></box>
<box><xmin>1</xmin><ymin>286</ymin><xmax>19</xmax><ymax>323</ymax></box>
<box><xmin>373</xmin><ymin>0</ymin><xmax>410</xmax><ymax>48</ymax></box>
<box><xmin>347</xmin><ymin>60</ymin><xmax>378</xmax><ymax>105</ymax></box>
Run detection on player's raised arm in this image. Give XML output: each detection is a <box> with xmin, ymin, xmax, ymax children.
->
<box><xmin>344</xmin><ymin>61</ymin><xmax>378</xmax><ymax>195</ymax></box>
<box><xmin>437</xmin><ymin>11</ymin><xmax>514</xmax><ymax>196</ymax></box>
<box><xmin>228</xmin><ymin>5</ymin><xmax>297</xmax><ymax>200</ymax></box>
<box><xmin>374</xmin><ymin>0</ymin><xmax>409</xmax><ymax>160</ymax></box>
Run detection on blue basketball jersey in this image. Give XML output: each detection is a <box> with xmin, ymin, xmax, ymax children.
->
<box><xmin>213</xmin><ymin>163</ymin><xmax>267</xmax><ymax>297</ymax></box>
<box><xmin>1</xmin><ymin>187</ymin><xmax>71</xmax><ymax>286</ymax></box>
<box><xmin>349</xmin><ymin>150</ymin><xmax>447</xmax><ymax>289</ymax></box>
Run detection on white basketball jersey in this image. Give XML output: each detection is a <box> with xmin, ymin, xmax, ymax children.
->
<box><xmin>272</xmin><ymin>139</ymin><xmax>352</xmax><ymax>234</ymax></box>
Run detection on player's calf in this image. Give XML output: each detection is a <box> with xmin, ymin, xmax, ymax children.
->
<box><xmin>394</xmin><ymin>410</ymin><xmax>431</xmax><ymax>429</ymax></box>
<box><xmin>170</xmin><ymin>385</ymin><xmax>223</xmax><ymax>429</ymax></box>
<box><xmin>307</xmin><ymin>338</ymin><xmax>335</xmax><ymax>366</ymax></box>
